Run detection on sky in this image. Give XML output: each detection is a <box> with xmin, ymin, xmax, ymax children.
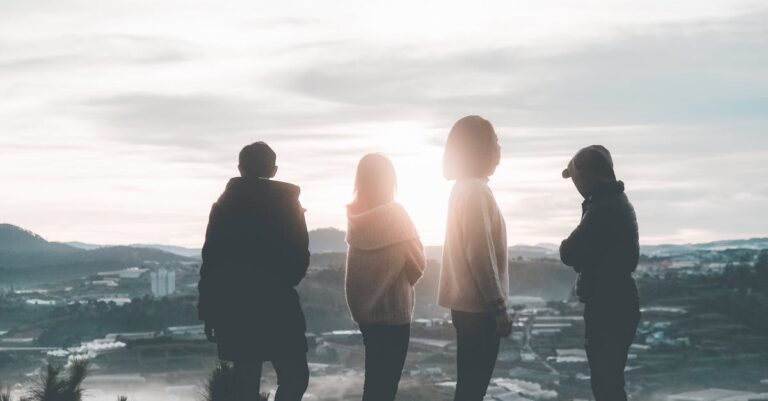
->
<box><xmin>1</xmin><ymin>0</ymin><xmax>766</xmax><ymax>247</ymax></box>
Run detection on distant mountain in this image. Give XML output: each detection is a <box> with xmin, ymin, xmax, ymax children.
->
<box><xmin>0</xmin><ymin>224</ymin><xmax>77</xmax><ymax>254</ymax></box>
<box><xmin>129</xmin><ymin>244</ymin><xmax>201</xmax><ymax>258</ymax></box>
<box><xmin>67</xmin><ymin>241</ymin><xmax>201</xmax><ymax>258</ymax></box>
<box><xmin>65</xmin><ymin>241</ymin><xmax>102</xmax><ymax>251</ymax></box>
<box><xmin>509</xmin><ymin>244</ymin><xmax>558</xmax><ymax>260</ymax></box>
<box><xmin>641</xmin><ymin>238</ymin><xmax>768</xmax><ymax>257</ymax></box>
<box><xmin>0</xmin><ymin>224</ymin><xmax>192</xmax><ymax>286</ymax></box>
<box><xmin>309</xmin><ymin>231</ymin><xmax>768</xmax><ymax>259</ymax></box>
<box><xmin>65</xmin><ymin>227</ymin><xmax>350</xmax><ymax>257</ymax></box>
<box><xmin>308</xmin><ymin>227</ymin><xmax>347</xmax><ymax>253</ymax></box>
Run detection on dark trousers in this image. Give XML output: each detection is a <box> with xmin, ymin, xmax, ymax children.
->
<box><xmin>233</xmin><ymin>353</ymin><xmax>309</xmax><ymax>401</ymax></box>
<box><xmin>584</xmin><ymin>303</ymin><xmax>640</xmax><ymax>401</ymax></box>
<box><xmin>360</xmin><ymin>323</ymin><xmax>410</xmax><ymax>401</ymax></box>
<box><xmin>451</xmin><ymin>310</ymin><xmax>500</xmax><ymax>401</ymax></box>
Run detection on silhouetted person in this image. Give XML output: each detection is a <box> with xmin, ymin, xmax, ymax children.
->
<box><xmin>198</xmin><ymin>142</ymin><xmax>310</xmax><ymax>401</ymax></box>
<box><xmin>559</xmin><ymin>145</ymin><xmax>640</xmax><ymax>401</ymax></box>
<box><xmin>345</xmin><ymin>153</ymin><xmax>427</xmax><ymax>401</ymax></box>
<box><xmin>439</xmin><ymin>116</ymin><xmax>512</xmax><ymax>401</ymax></box>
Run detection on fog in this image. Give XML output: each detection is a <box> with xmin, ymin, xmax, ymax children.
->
<box><xmin>71</xmin><ymin>369</ymin><xmax>364</xmax><ymax>401</ymax></box>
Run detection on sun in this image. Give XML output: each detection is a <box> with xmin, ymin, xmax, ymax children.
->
<box><xmin>390</xmin><ymin>151</ymin><xmax>452</xmax><ymax>246</ymax></box>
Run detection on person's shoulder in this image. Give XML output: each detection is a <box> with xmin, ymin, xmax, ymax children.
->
<box><xmin>390</xmin><ymin>202</ymin><xmax>419</xmax><ymax>230</ymax></box>
<box><xmin>389</xmin><ymin>202</ymin><xmax>411</xmax><ymax>218</ymax></box>
<box><xmin>269</xmin><ymin>180</ymin><xmax>301</xmax><ymax>199</ymax></box>
<box><xmin>454</xmin><ymin>179</ymin><xmax>494</xmax><ymax>206</ymax></box>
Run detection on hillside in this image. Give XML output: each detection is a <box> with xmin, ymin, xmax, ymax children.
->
<box><xmin>0</xmin><ymin>224</ymin><xmax>191</xmax><ymax>287</ymax></box>
<box><xmin>65</xmin><ymin>227</ymin><xmax>350</xmax><ymax>257</ymax></box>
<box><xmin>0</xmin><ymin>223</ymin><xmax>77</xmax><ymax>254</ymax></box>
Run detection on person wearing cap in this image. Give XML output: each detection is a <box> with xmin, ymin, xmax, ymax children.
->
<box><xmin>559</xmin><ymin>145</ymin><xmax>640</xmax><ymax>401</ymax></box>
<box><xmin>198</xmin><ymin>141</ymin><xmax>310</xmax><ymax>401</ymax></box>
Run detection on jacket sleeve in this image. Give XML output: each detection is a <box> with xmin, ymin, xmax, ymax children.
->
<box><xmin>403</xmin><ymin>239</ymin><xmax>427</xmax><ymax>286</ymax></box>
<box><xmin>462</xmin><ymin>190</ymin><xmax>507</xmax><ymax>313</ymax></box>
<box><xmin>280</xmin><ymin>198</ymin><xmax>310</xmax><ymax>287</ymax></box>
<box><xmin>559</xmin><ymin>205</ymin><xmax>603</xmax><ymax>272</ymax></box>
<box><xmin>198</xmin><ymin>203</ymin><xmax>225</xmax><ymax>322</ymax></box>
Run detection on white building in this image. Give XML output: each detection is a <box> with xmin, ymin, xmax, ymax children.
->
<box><xmin>150</xmin><ymin>269</ymin><xmax>176</xmax><ymax>297</ymax></box>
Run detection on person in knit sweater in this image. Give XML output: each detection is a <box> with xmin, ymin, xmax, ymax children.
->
<box><xmin>439</xmin><ymin>116</ymin><xmax>512</xmax><ymax>401</ymax></box>
<box><xmin>345</xmin><ymin>153</ymin><xmax>427</xmax><ymax>401</ymax></box>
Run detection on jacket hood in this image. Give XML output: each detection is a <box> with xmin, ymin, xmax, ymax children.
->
<box><xmin>346</xmin><ymin>202</ymin><xmax>419</xmax><ymax>251</ymax></box>
<box><xmin>217</xmin><ymin>177</ymin><xmax>300</xmax><ymax>208</ymax></box>
<box><xmin>590</xmin><ymin>180</ymin><xmax>625</xmax><ymax>200</ymax></box>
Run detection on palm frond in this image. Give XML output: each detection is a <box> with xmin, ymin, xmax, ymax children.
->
<box><xmin>202</xmin><ymin>362</ymin><xmax>235</xmax><ymax>401</ymax></box>
<box><xmin>27</xmin><ymin>360</ymin><xmax>90</xmax><ymax>401</ymax></box>
<box><xmin>63</xmin><ymin>360</ymin><xmax>89</xmax><ymax>401</ymax></box>
<box><xmin>28</xmin><ymin>364</ymin><xmax>65</xmax><ymax>401</ymax></box>
<box><xmin>0</xmin><ymin>384</ymin><xmax>13</xmax><ymax>401</ymax></box>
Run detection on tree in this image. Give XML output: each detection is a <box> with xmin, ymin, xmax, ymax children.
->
<box><xmin>1</xmin><ymin>384</ymin><xmax>13</xmax><ymax>401</ymax></box>
<box><xmin>202</xmin><ymin>363</ymin><xmax>268</xmax><ymax>401</ymax></box>
<box><xmin>27</xmin><ymin>360</ymin><xmax>88</xmax><ymax>401</ymax></box>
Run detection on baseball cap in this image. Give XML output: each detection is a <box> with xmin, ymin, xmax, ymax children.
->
<box><xmin>562</xmin><ymin>145</ymin><xmax>615</xmax><ymax>179</ymax></box>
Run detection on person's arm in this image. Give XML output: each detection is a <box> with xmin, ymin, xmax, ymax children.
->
<box><xmin>280</xmin><ymin>198</ymin><xmax>310</xmax><ymax>287</ymax></box>
<box><xmin>403</xmin><ymin>239</ymin><xmax>427</xmax><ymax>286</ymax></box>
<box><xmin>198</xmin><ymin>203</ymin><xmax>226</xmax><ymax>341</ymax></box>
<box><xmin>559</xmin><ymin>205</ymin><xmax>603</xmax><ymax>272</ymax></box>
<box><xmin>462</xmin><ymin>190</ymin><xmax>507</xmax><ymax>314</ymax></box>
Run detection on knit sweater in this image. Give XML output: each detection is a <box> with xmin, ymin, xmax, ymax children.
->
<box><xmin>438</xmin><ymin>178</ymin><xmax>509</xmax><ymax>313</ymax></box>
<box><xmin>345</xmin><ymin>202</ymin><xmax>427</xmax><ymax>325</ymax></box>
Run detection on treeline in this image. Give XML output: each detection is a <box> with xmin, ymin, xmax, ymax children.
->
<box><xmin>6</xmin><ymin>296</ymin><xmax>199</xmax><ymax>347</ymax></box>
<box><xmin>706</xmin><ymin>250</ymin><xmax>768</xmax><ymax>334</ymax></box>
<box><xmin>639</xmin><ymin>250</ymin><xmax>768</xmax><ymax>335</ymax></box>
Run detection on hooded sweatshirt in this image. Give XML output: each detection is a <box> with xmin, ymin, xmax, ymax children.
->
<box><xmin>345</xmin><ymin>202</ymin><xmax>426</xmax><ymax>325</ymax></box>
<box><xmin>198</xmin><ymin>176</ymin><xmax>310</xmax><ymax>360</ymax></box>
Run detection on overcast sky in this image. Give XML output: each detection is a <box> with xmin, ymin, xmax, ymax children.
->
<box><xmin>1</xmin><ymin>0</ymin><xmax>766</xmax><ymax>247</ymax></box>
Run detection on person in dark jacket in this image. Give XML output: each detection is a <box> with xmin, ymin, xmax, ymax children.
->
<box><xmin>559</xmin><ymin>145</ymin><xmax>640</xmax><ymax>401</ymax></box>
<box><xmin>198</xmin><ymin>141</ymin><xmax>310</xmax><ymax>401</ymax></box>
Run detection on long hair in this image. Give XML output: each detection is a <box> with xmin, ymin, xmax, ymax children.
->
<box><xmin>443</xmin><ymin>115</ymin><xmax>501</xmax><ymax>180</ymax></box>
<box><xmin>349</xmin><ymin>153</ymin><xmax>397</xmax><ymax>212</ymax></box>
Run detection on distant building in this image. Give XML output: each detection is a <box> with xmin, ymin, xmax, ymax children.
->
<box><xmin>150</xmin><ymin>268</ymin><xmax>176</xmax><ymax>297</ymax></box>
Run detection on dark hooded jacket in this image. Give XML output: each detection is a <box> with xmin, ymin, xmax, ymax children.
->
<box><xmin>198</xmin><ymin>177</ymin><xmax>310</xmax><ymax>361</ymax></box>
<box><xmin>560</xmin><ymin>181</ymin><xmax>640</xmax><ymax>316</ymax></box>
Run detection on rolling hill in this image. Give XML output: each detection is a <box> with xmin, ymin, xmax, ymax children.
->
<box><xmin>0</xmin><ymin>224</ymin><xmax>191</xmax><ymax>286</ymax></box>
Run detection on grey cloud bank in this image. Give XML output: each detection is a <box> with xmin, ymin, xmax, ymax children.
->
<box><xmin>0</xmin><ymin>1</ymin><xmax>765</xmax><ymax>246</ymax></box>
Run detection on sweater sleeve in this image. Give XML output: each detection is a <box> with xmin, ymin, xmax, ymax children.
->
<box><xmin>403</xmin><ymin>239</ymin><xmax>427</xmax><ymax>286</ymax></box>
<box><xmin>462</xmin><ymin>190</ymin><xmax>507</xmax><ymax>313</ymax></box>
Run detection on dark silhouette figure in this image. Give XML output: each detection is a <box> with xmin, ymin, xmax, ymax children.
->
<box><xmin>439</xmin><ymin>116</ymin><xmax>512</xmax><ymax>401</ymax></box>
<box><xmin>559</xmin><ymin>145</ymin><xmax>640</xmax><ymax>401</ymax></box>
<box><xmin>345</xmin><ymin>153</ymin><xmax>427</xmax><ymax>401</ymax></box>
<box><xmin>198</xmin><ymin>142</ymin><xmax>310</xmax><ymax>401</ymax></box>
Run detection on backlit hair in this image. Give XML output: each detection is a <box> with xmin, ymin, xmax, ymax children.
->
<box><xmin>443</xmin><ymin>115</ymin><xmax>500</xmax><ymax>180</ymax></box>
<box><xmin>350</xmin><ymin>153</ymin><xmax>397</xmax><ymax>212</ymax></box>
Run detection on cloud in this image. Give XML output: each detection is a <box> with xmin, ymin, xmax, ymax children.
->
<box><xmin>1</xmin><ymin>1</ymin><xmax>766</xmax><ymax>246</ymax></box>
<box><xmin>0</xmin><ymin>34</ymin><xmax>199</xmax><ymax>72</ymax></box>
<box><xmin>283</xmin><ymin>9</ymin><xmax>768</xmax><ymax>128</ymax></box>
<box><xmin>83</xmin><ymin>94</ymin><xmax>258</xmax><ymax>144</ymax></box>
